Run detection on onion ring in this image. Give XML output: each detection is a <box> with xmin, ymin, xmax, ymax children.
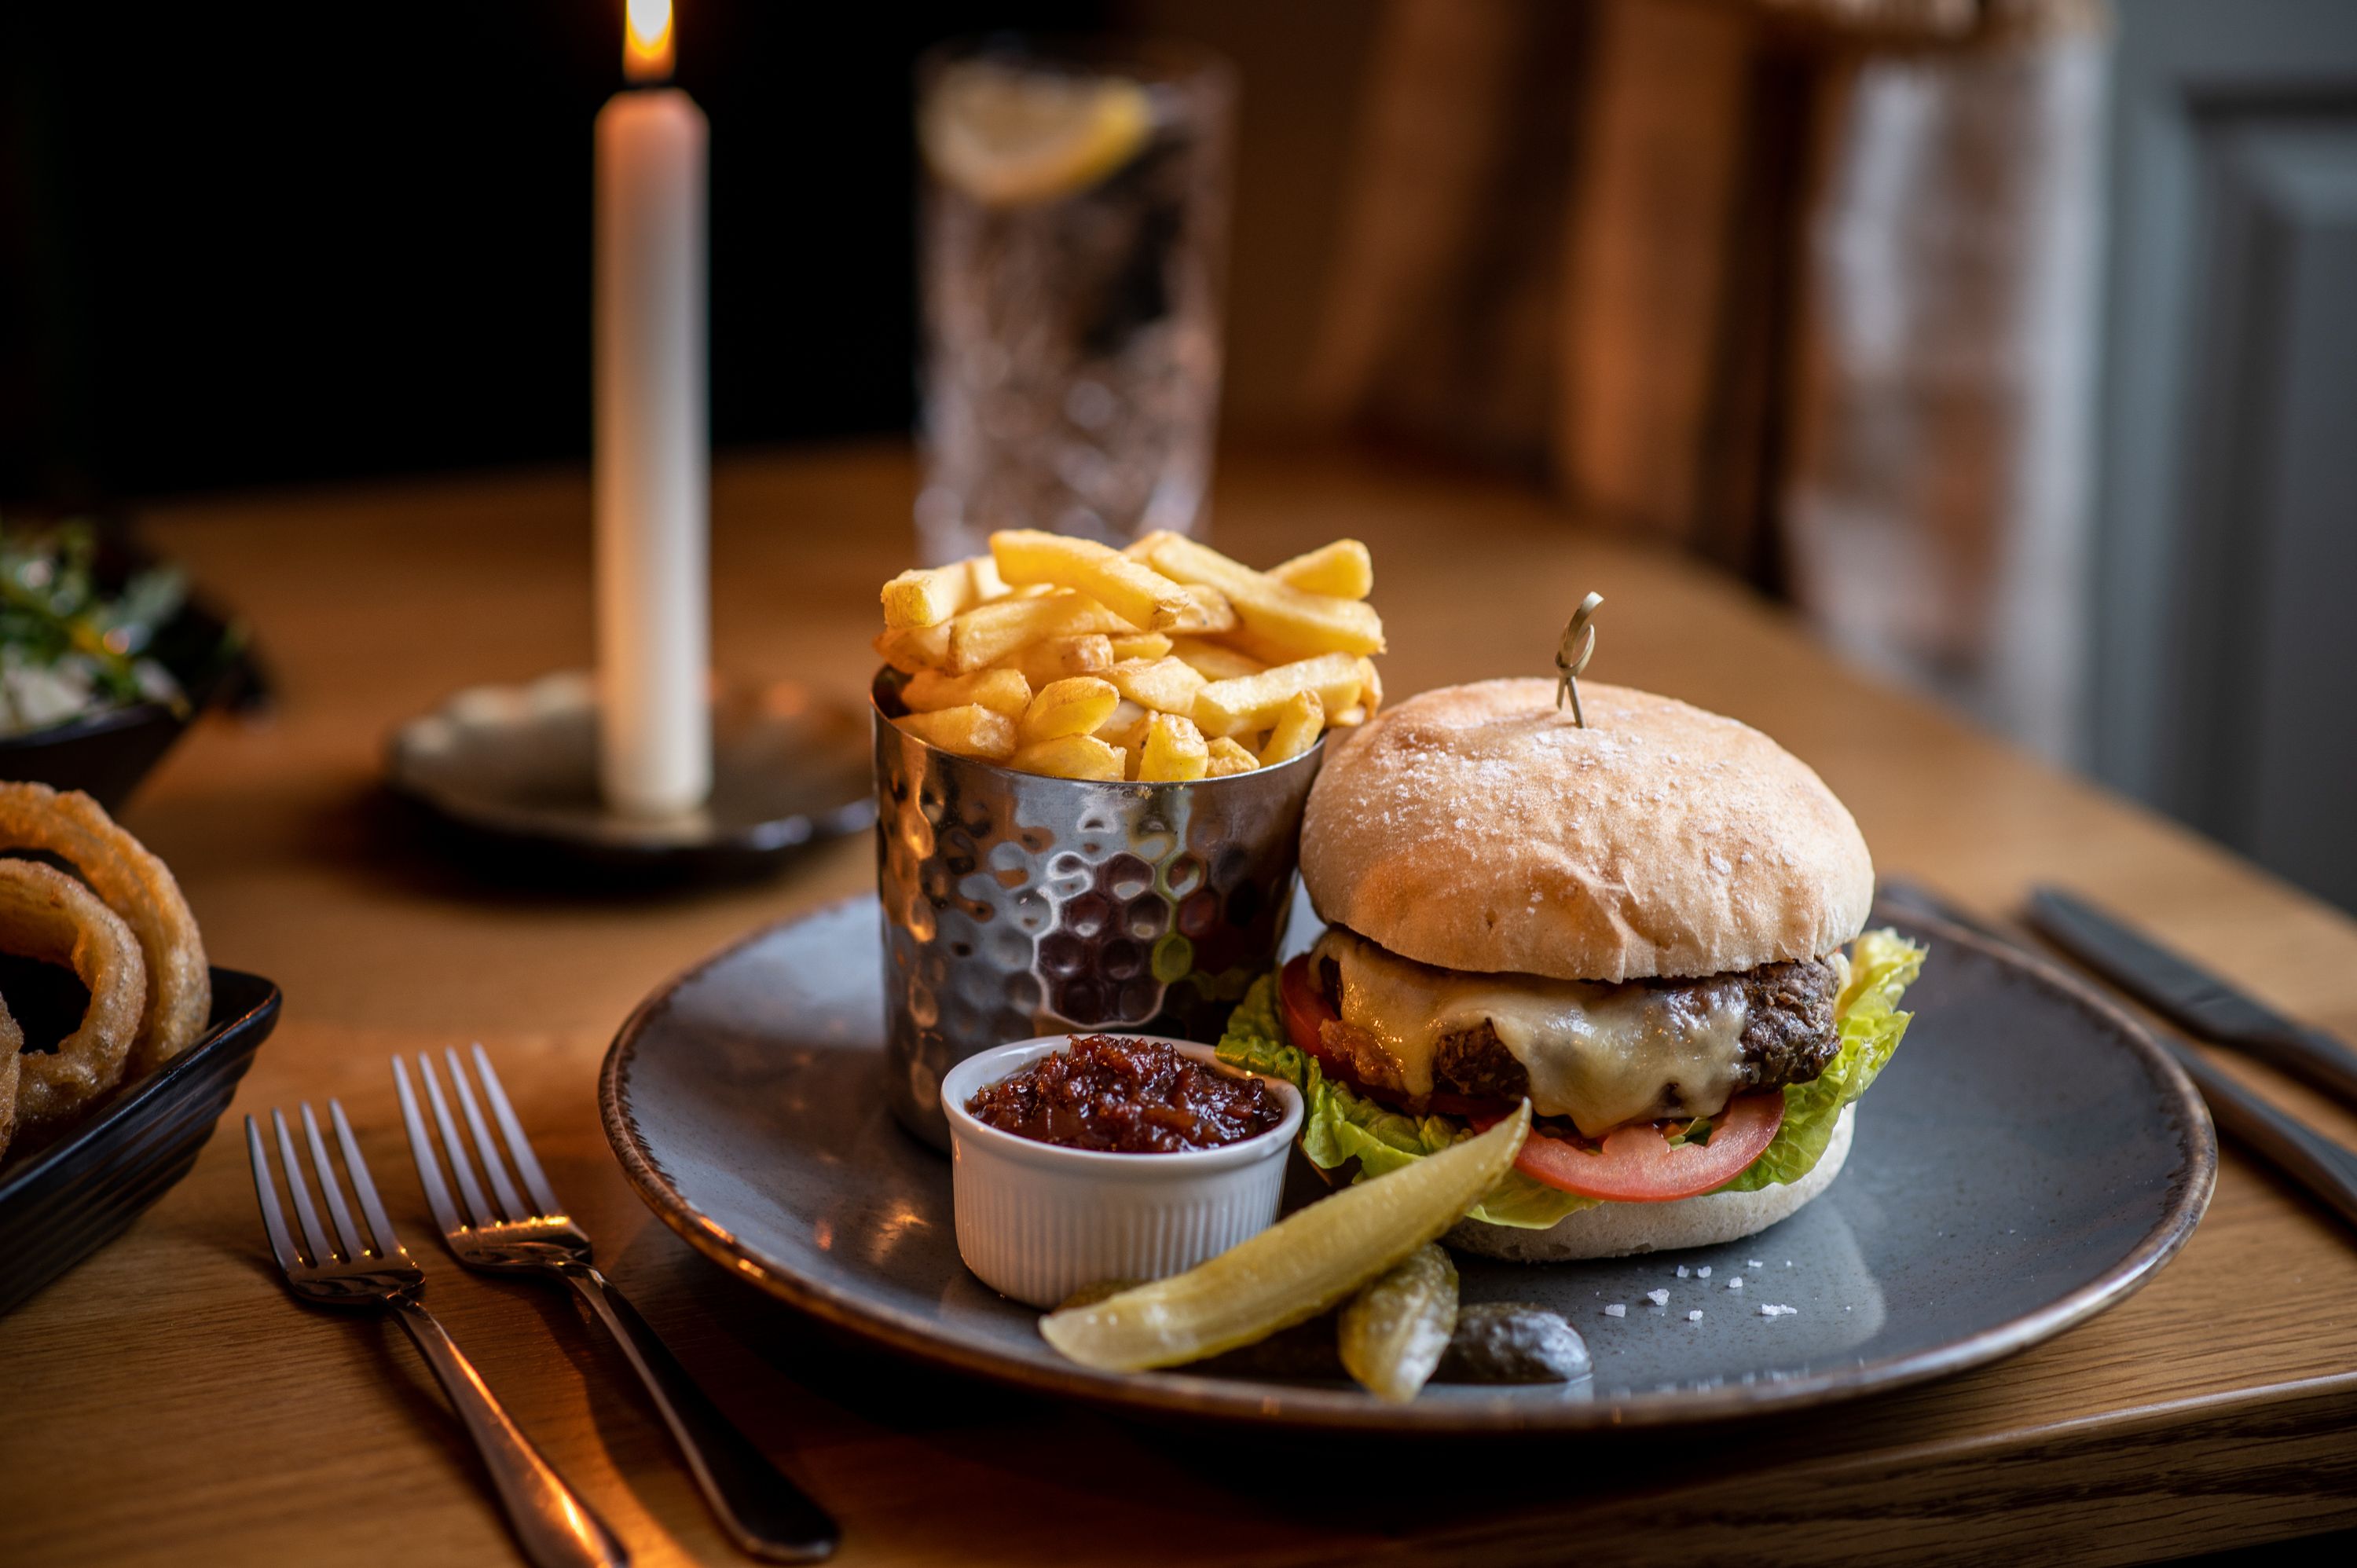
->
<box><xmin>0</xmin><ymin>859</ymin><xmax>146</xmax><ymax>1128</ymax></box>
<box><xmin>0</xmin><ymin>783</ymin><xmax>208</xmax><ymax>1072</ymax></box>
<box><xmin>0</xmin><ymin>995</ymin><xmax>21</xmax><ymax>1161</ymax></box>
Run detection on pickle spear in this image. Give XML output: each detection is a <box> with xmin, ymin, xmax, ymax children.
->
<box><xmin>1055</xmin><ymin>1278</ymin><xmax>1142</xmax><ymax>1311</ymax></box>
<box><xmin>1040</xmin><ymin>1102</ymin><xmax>1530</xmax><ymax>1372</ymax></box>
<box><xmin>1338</xmin><ymin>1243</ymin><xmax>1459</xmax><ymax>1403</ymax></box>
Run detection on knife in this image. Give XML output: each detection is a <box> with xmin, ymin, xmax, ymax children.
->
<box><xmin>1875</xmin><ymin>877</ymin><xmax>2357</xmax><ymax>1233</ymax></box>
<box><xmin>2026</xmin><ymin>885</ymin><xmax>2357</xmax><ymax>1109</ymax></box>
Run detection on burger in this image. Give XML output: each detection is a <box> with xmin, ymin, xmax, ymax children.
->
<box><xmin>1218</xmin><ymin>678</ymin><xmax>1924</xmax><ymax>1261</ymax></box>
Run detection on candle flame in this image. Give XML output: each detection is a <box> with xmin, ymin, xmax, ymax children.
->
<box><xmin>624</xmin><ymin>0</ymin><xmax>673</xmax><ymax>82</ymax></box>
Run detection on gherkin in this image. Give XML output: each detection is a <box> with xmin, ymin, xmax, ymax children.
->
<box><xmin>1338</xmin><ymin>1244</ymin><xmax>1458</xmax><ymax>1403</ymax></box>
<box><xmin>1040</xmin><ymin>1105</ymin><xmax>1527</xmax><ymax>1372</ymax></box>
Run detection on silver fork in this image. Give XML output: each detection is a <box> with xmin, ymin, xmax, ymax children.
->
<box><xmin>396</xmin><ymin>1046</ymin><xmax>838</xmax><ymax>1563</ymax></box>
<box><xmin>245</xmin><ymin>1102</ymin><xmax>628</xmax><ymax>1568</ymax></box>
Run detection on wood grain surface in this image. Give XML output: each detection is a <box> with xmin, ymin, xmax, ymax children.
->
<box><xmin>3</xmin><ymin>445</ymin><xmax>2354</xmax><ymax>1566</ymax></box>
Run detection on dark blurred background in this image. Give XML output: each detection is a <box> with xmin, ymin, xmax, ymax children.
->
<box><xmin>0</xmin><ymin>2</ymin><xmax>1111</xmax><ymax>503</ymax></box>
<box><xmin>3</xmin><ymin>0</ymin><xmax>2355</xmax><ymax>914</ymax></box>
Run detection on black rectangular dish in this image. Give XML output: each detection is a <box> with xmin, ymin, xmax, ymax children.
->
<box><xmin>0</xmin><ymin>967</ymin><xmax>281</xmax><ymax>1313</ymax></box>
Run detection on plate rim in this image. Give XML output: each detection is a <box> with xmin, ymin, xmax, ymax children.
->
<box><xmin>599</xmin><ymin>895</ymin><xmax>2218</xmax><ymax>1433</ymax></box>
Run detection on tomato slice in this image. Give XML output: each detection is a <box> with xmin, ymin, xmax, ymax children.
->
<box><xmin>1278</xmin><ymin>954</ymin><xmax>1338</xmax><ymax>1064</ymax></box>
<box><xmin>1281</xmin><ymin>954</ymin><xmax>1786</xmax><ymax>1200</ymax></box>
<box><xmin>1481</xmin><ymin>1093</ymin><xmax>1785</xmax><ymax>1203</ymax></box>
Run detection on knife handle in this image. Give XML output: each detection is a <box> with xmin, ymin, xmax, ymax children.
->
<box><xmin>2243</xmin><ymin>1024</ymin><xmax>2357</xmax><ymax>1110</ymax></box>
<box><xmin>2161</xmin><ymin>1038</ymin><xmax>2357</xmax><ymax>1233</ymax></box>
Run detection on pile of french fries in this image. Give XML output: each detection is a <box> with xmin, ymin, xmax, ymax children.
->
<box><xmin>876</xmin><ymin>529</ymin><xmax>1384</xmax><ymax>782</ymax></box>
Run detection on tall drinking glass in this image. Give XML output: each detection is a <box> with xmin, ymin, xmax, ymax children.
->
<box><xmin>915</xmin><ymin>38</ymin><xmax>1233</xmax><ymax>564</ymax></box>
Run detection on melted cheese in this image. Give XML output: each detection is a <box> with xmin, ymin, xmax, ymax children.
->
<box><xmin>1312</xmin><ymin>929</ymin><xmax>1749</xmax><ymax>1136</ymax></box>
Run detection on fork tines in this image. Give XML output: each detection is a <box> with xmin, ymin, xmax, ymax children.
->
<box><xmin>246</xmin><ymin>1100</ymin><xmax>408</xmax><ymax>1274</ymax></box>
<box><xmin>397</xmin><ymin>1044</ymin><xmax>565</xmax><ymax>1235</ymax></box>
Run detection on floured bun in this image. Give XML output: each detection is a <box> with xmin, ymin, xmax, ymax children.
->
<box><xmin>1300</xmin><ymin>678</ymin><xmax>1874</xmax><ymax>982</ymax></box>
<box><xmin>1444</xmin><ymin>1107</ymin><xmax>1856</xmax><ymax>1262</ymax></box>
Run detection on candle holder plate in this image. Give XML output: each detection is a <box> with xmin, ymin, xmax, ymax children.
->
<box><xmin>384</xmin><ymin>671</ymin><xmax>873</xmax><ymax>884</ymax></box>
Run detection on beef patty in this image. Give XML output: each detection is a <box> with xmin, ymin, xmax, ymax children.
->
<box><xmin>1316</xmin><ymin>953</ymin><xmax>1843</xmax><ymax>1109</ymax></box>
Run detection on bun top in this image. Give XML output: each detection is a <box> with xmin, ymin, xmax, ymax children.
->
<box><xmin>1299</xmin><ymin>679</ymin><xmax>1874</xmax><ymax>981</ymax></box>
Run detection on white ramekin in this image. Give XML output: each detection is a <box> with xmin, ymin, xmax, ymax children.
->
<box><xmin>940</xmin><ymin>1035</ymin><xmax>1304</xmax><ymax>1309</ymax></box>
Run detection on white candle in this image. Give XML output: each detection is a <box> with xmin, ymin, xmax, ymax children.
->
<box><xmin>594</xmin><ymin>0</ymin><xmax>709</xmax><ymax>815</ymax></box>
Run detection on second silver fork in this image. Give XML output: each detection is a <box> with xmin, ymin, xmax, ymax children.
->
<box><xmin>396</xmin><ymin>1046</ymin><xmax>838</xmax><ymax>1564</ymax></box>
<box><xmin>245</xmin><ymin>1103</ymin><xmax>627</xmax><ymax>1568</ymax></box>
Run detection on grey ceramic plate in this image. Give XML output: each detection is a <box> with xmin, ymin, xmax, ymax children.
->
<box><xmin>600</xmin><ymin>896</ymin><xmax>2216</xmax><ymax>1432</ymax></box>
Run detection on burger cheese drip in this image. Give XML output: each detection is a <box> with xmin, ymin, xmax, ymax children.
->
<box><xmin>1309</xmin><ymin>928</ymin><xmax>1838</xmax><ymax>1138</ymax></box>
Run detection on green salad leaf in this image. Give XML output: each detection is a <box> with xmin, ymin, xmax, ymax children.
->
<box><xmin>0</xmin><ymin>518</ymin><xmax>189</xmax><ymax>737</ymax></box>
<box><xmin>1216</xmin><ymin>928</ymin><xmax>1926</xmax><ymax>1229</ymax></box>
<box><xmin>1714</xmin><ymin>927</ymin><xmax>1924</xmax><ymax>1192</ymax></box>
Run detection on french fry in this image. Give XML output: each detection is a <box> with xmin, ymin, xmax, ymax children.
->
<box><xmin>1145</xmin><ymin>535</ymin><xmax>1385</xmax><ymax>657</ymax></box>
<box><xmin>1259</xmin><ymin>691</ymin><xmax>1325</xmax><ymax>765</ymax></box>
<box><xmin>1225</xmin><ymin>619</ymin><xmax>1400</xmax><ymax>670</ymax></box>
<box><xmin>990</xmin><ymin>529</ymin><xmax>1193</xmax><ymax>632</ymax></box>
<box><xmin>874</xmin><ymin>623</ymin><xmax>951</xmax><ymax>674</ymax></box>
<box><xmin>900</xmin><ymin>666</ymin><xmax>1032</xmax><ymax>719</ymax></box>
<box><xmin>1110</xmin><ymin>632</ymin><xmax>1172</xmax><ymax>661</ymax></box>
<box><xmin>1138</xmin><ymin>713</ymin><xmax>1210</xmax><ymax>782</ymax></box>
<box><xmin>996</xmin><ymin>633</ymin><xmax>1113</xmax><ymax>688</ymax></box>
<box><xmin>1019</xmin><ymin>676</ymin><xmax>1121</xmax><ymax>745</ymax></box>
<box><xmin>1193</xmin><ymin>654</ymin><xmax>1363</xmax><ymax>737</ymax></box>
<box><xmin>1270</xmin><ymin>539</ymin><xmax>1373</xmax><ymax>600</ymax></box>
<box><xmin>880</xmin><ymin>555</ymin><xmax>1008</xmax><ymax>629</ymax></box>
<box><xmin>876</xmin><ymin>531</ymin><xmax>1384</xmax><ymax>782</ymax></box>
<box><xmin>1106</xmin><ymin>656</ymin><xmax>1207</xmax><ymax>715</ymax></box>
<box><xmin>1165</xmin><ymin>583</ymin><xmax>1237</xmax><ymax>633</ymax></box>
<box><xmin>880</xmin><ymin>565</ymin><xmax>966</xmax><ymax>630</ymax></box>
<box><xmin>1010</xmin><ymin>734</ymin><xmax>1126</xmax><ymax>781</ymax></box>
<box><xmin>894</xmin><ymin>705</ymin><xmax>1017</xmax><ymax>761</ymax></box>
<box><xmin>1205</xmin><ymin>736</ymin><xmax>1259</xmax><ymax>776</ymax></box>
<box><xmin>1093</xmin><ymin>698</ymin><xmax>1151</xmax><ymax>750</ymax></box>
<box><xmin>1167</xmin><ymin>636</ymin><xmax>1265</xmax><ymax>682</ymax></box>
<box><xmin>943</xmin><ymin>590</ymin><xmax>1131</xmax><ymax>674</ymax></box>
<box><xmin>1113</xmin><ymin>535</ymin><xmax>1233</xmax><ymax>627</ymax></box>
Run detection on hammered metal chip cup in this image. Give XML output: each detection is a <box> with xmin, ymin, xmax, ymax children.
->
<box><xmin>874</xmin><ymin>676</ymin><xmax>1325</xmax><ymax>1149</ymax></box>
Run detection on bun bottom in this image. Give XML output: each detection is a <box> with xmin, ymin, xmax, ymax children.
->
<box><xmin>1443</xmin><ymin>1105</ymin><xmax>1856</xmax><ymax>1263</ymax></box>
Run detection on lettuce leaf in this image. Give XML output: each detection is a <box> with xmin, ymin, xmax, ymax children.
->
<box><xmin>1715</xmin><ymin>927</ymin><xmax>1923</xmax><ymax>1192</ymax></box>
<box><xmin>1216</xmin><ymin>928</ymin><xmax>1926</xmax><ymax>1229</ymax></box>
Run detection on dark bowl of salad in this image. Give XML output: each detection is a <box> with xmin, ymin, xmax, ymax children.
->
<box><xmin>0</xmin><ymin>519</ymin><xmax>253</xmax><ymax>811</ymax></box>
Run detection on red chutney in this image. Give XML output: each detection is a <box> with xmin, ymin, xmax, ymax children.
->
<box><xmin>965</xmin><ymin>1035</ymin><xmax>1284</xmax><ymax>1153</ymax></box>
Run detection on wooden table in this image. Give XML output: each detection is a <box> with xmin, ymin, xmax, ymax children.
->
<box><xmin>5</xmin><ymin>445</ymin><xmax>2354</xmax><ymax>1566</ymax></box>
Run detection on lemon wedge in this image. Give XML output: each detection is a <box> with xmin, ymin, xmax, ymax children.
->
<box><xmin>1040</xmin><ymin>1103</ymin><xmax>1529</xmax><ymax>1372</ymax></box>
<box><xmin>922</xmin><ymin>61</ymin><xmax>1153</xmax><ymax>207</ymax></box>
